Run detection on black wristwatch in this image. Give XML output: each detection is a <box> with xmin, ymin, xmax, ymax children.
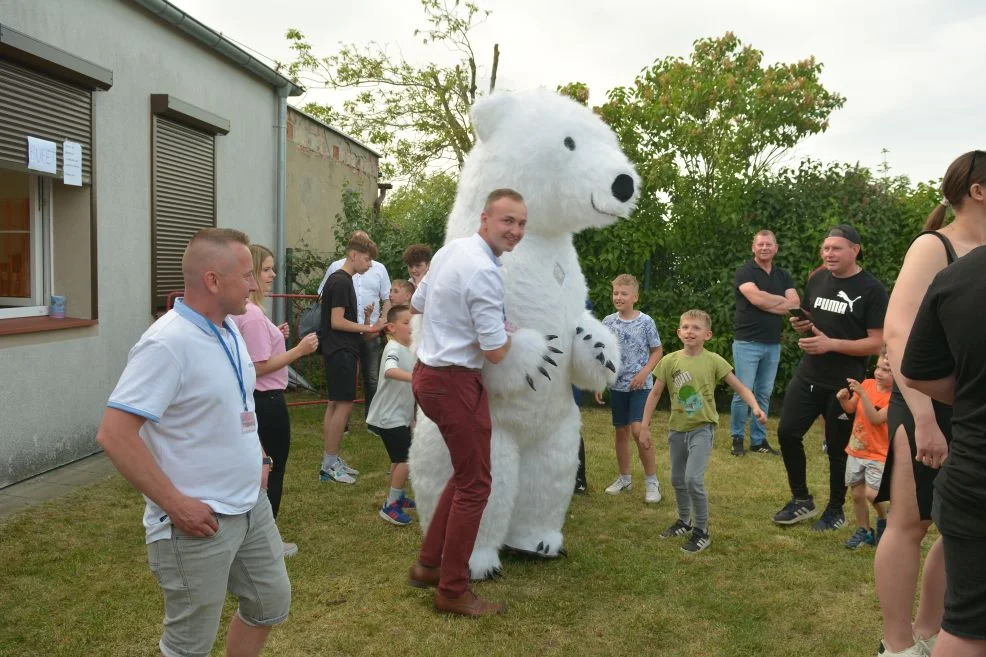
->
<box><xmin>262</xmin><ymin>456</ymin><xmax>273</xmax><ymax>466</ymax></box>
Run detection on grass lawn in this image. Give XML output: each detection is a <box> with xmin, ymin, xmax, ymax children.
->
<box><xmin>0</xmin><ymin>406</ymin><xmax>933</xmax><ymax>657</ymax></box>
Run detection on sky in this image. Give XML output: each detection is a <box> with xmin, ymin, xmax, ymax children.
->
<box><xmin>169</xmin><ymin>0</ymin><xmax>984</xmax><ymax>185</ymax></box>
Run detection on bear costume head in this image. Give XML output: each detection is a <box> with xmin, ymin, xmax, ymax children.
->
<box><xmin>445</xmin><ymin>89</ymin><xmax>640</xmax><ymax>242</ymax></box>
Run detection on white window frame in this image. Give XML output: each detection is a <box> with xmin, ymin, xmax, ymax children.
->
<box><xmin>0</xmin><ymin>174</ymin><xmax>52</xmax><ymax>319</ymax></box>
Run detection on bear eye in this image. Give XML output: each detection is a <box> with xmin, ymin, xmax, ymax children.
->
<box><xmin>564</xmin><ymin>137</ymin><xmax>575</xmax><ymax>151</ymax></box>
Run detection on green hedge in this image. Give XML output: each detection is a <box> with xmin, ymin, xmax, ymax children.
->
<box><xmin>577</xmin><ymin>161</ymin><xmax>940</xmax><ymax>400</ymax></box>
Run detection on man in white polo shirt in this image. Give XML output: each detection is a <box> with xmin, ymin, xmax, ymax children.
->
<box><xmin>406</xmin><ymin>188</ymin><xmax>530</xmax><ymax>617</ymax></box>
<box><xmin>97</xmin><ymin>228</ymin><xmax>290</xmax><ymax>657</ymax></box>
<box><xmin>317</xmin><ymin>230</ymin><xmax>391</xmax><ymax>415</ymax></box>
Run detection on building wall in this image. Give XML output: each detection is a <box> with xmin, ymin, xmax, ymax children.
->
<box><xmin>0</xmin><ymin>0</ymin><xmax>281</xmax><ymax>487</ymax></box>
<box><xmin>286</xmin><ymin>108</ymin><xmax>379</xmax><ymax>261</ymax></box>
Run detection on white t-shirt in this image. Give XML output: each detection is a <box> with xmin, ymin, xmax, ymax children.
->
<box><xmin>412</xmin><ymin>234</ymin><xmax>508</xmax><ymax>369</ymax></box>
<box><xmin>317</xmin><ymin>259</ymin><xmax>391</xmax><ymax>324</ymax></box>
<box><xmin>107</xmin><ymin>299</ymin><xmax>262</xmax><ymax>543</ymax></box>
<box><xmin>366</xmin><ymin>340</ymin><xmax>415</xmax><ymax>429</ymax></box>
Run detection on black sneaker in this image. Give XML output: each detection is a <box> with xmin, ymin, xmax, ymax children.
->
<box><xmin>730</xmin><ymin>438</ymin><xmax>745</xmax><ymax>456</ymax></box>
<box><xmin>574</xmin><ymin>478</ymin><xmax>588</xmax><ymax>495</ymax></box>
<box><xmin>749</xmin><ymin>442</ymin><xmax>779</xmax><ymax>455</ymax></box>
<box><xmin>772</xmin><ymin>496</ymin><xmax>819</xmax><ymax>525</ymax></box>
<box><xmin>681</xmin><ymin>528</ymin><xmax>711</xmax><ymax>553</ymax></box>
<box><xmin>811</xmin><ymin>506</ymin><xmax>846</xmax><ymax>532</ymax></box>
<box><xmin>659</xmin><ymin>519</ymin><xmax>692</xmax><ymax>539</ymax></box>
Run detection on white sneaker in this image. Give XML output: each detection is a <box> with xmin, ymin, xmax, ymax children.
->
<box><xmin>320</xmin><ymin>462</ymin><xmax>356</xmax><ymax>485</ymax></box>
<box><xmin>282</xmin><ymin>541</ymin><xmax>298</xmax><ymax>558</ymax></box>
<box><xmin>336</xmin><ymin>456</ymin><xmax>360</xmax><ymax>476</ymax></box>
<box><xmin>877</xmin><ymin>639</ymin><xmax>927</xmax><ymax>657</ymax></box>
<box><xmin>913</xmin><ymin>634</ymin><xmax>937</xmax><ymax>656</ymax></box>
<box><xmin>605</xmin><ymin>476</ymin><xmax>632</xmax><ymax>495</ymax></box>
<box><xmin>645</xmin><ymin>480</ymin><xmax>662</xmax><ymax>504</ymax></box>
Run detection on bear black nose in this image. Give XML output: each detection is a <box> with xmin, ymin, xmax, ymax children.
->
<box><xmin>611</xmin><ymin>174</ymin><xmax>634</xmax><ymax>203</ymax></box>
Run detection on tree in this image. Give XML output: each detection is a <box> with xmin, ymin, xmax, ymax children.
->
<box><xmin>286</xmin><ymin>0</ymin><xmax>499</xmax><ymax>181</ymax></box>
<box><xmin>599</xmin><ymin>32</ymin><xmax>846</xmax><ymax>199</ymax></box>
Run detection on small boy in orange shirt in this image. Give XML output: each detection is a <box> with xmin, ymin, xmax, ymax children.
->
<box><xmin>836</xmin><ymin>348</ymin><xmax>893</xmax><ymax>549</ymax></box>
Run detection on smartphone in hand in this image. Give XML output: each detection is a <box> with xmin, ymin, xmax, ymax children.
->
<box><xmin>789</xmin><ymin>307</ymin><xmax>812</xmax><ymax>322</ymax></box>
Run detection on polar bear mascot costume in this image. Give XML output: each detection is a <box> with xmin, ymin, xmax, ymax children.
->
<box><xmin>408</xmin><ymin>88</ymin><xmax>640</xmax><ymax>580</ymax></box>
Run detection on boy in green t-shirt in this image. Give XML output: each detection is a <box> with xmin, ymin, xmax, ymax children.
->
<box><xmin>639</xmin><ymin>309</ymin><xmax>766</xmax><ymax>553</ymax></box>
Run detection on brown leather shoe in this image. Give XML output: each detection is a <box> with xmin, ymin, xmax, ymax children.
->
<box><xmin>408</xmin><ymin>563</ymin><xmax>441</xmax><ymax>588</ymax></box>
<box><xmin>433</xmin><ymin>589</ymin><xmax>507</xmax><ymax>616</ymax></box>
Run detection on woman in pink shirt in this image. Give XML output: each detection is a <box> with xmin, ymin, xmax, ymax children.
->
<box><xmin>234</xmin><ymin>244</ymin><xmax>319</xmax><ymax>558</ymax></box>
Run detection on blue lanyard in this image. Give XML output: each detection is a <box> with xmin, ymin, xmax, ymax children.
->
<box><xmin>206</xmin><ymin>321</ymin><xmax>248</xmax><ymax>411</ymax></box>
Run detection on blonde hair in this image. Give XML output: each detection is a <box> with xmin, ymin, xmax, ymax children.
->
<box><xmin>612</xmin><ymin>274</ymin><xmax>639</xmax><ymax>292</ymax></box>
<box><xmin>680</xmin><ymin>309</ymin><xmax>712</xmax><ymax>330</ymax></box>
<box><xmin>391</xmin><ymin>279</ymin><xmax>415</xmax><ymax>297</ymax></box>
<box><xmin>248</xmin><ymin>243</ymin><xmax>274</xmax><ymax>310</ymax></box>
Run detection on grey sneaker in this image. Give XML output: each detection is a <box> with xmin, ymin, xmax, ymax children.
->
<box><xmin>282</xmin><ymin>542</ymin><xmax>299</xmax><ymax>558</ymax></box>
<box><xmin>659</xmin><ymin>519</ymin><xmax>692</xmax><ymax>539</ymax></box>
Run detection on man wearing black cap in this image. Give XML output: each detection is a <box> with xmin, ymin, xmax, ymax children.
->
<box><xmin>771</xmin><ymin>224</ymin><xmax>889</xmax><ymax>531</ymax></box>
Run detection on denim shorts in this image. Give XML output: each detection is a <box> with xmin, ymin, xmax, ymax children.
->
<box><xmin>610</xmin><ymin>388</ymin><xmax>649</xmax><ymax>427</ymax></box>
<box><xmin>147</xmin><ymin>493</ymin><xmax>291</xmax><ymax>657</ymax></box>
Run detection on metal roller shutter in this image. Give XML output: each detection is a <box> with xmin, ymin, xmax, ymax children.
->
<box><xmin>151</xmin><ymin>115</ymin><xmax>215</xmax><ymax>310</ymax></box>
<box><xmin>0</xmin><ymin>59</ymin><xmax>93</xmax><ymax>183</ymax></box>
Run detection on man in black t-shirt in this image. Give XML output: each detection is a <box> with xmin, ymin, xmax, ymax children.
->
<box><xmin>771</xmin><ymin>225</ymin><xmax>888</xmax><ymax>531</ymax></box>
<box><xmin>318</xmin><ymin>234</ymin><xmax>381</xmax><ymax>485</ymax></box>
<box><xmin>730</xmin><ymin>230</ymin><xmax>799</xmax><ymax>456</ymax></box>
<box><xmin>902</xmin><ymin>245</ymin><xmax>986</xmax><ymax>649</ymax></box>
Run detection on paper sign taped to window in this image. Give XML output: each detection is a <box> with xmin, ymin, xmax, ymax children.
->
<box><xmin>63</xmin><ymin>141</ymin><xmax>82</xmax><ymax>186</ymax></box>
<box><xmin>27</xmin><ymin>136</ymin><xmax>57</xmax><ymax>174</ymax></box>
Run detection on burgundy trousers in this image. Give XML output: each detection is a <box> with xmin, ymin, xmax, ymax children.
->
<box><xmin>412</xmin><ymin>361</ymin><xmax>492</xmax><ymax>598</ymax></box>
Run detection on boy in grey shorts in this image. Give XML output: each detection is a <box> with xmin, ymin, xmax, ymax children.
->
<box><xmin>639</xmin><ymin>309</ymin><xmax>766</xmax><ymax>553</ymax></box>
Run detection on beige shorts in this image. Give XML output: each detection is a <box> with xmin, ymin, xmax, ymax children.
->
<box><xmin>845</xmin><ymin>454</ymin><xmax>885</xmax><ymax>490</ymax></box>
<box><xmin>147</xmin><ymin>493</ymin><xmax>291</xmax><ymax>657</ymax></box>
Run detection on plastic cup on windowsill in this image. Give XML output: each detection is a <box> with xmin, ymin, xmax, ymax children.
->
<box><xmin>50</xmin><ymin>295</ymin><xmax>66</xmax><ymax>319</ymax></box>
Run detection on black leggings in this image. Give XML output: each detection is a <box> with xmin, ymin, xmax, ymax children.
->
<box><xmin>254</xmin><ymin>389</ymin><xmax>291</xmax><ymax>518</ymax></box>
<box><xmin>777</xmin><ymin>374</ymin><xmax>853</xmax><ymax>508</ymax></box>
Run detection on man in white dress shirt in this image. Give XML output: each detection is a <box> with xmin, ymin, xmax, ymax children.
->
<box><xmin>406</xmin><ymin>188</ymin><xmax>527</xmax><ymax>617</ymax></box>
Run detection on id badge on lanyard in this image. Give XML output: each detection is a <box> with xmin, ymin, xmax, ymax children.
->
<box><xmin>209</xmin><ymin>321</ymin><xmax>256</xmax><ymax>435</ymax></box>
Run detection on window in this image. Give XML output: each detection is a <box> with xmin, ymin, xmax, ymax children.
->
<box><xmin>150</xmin><ymin>95</ymin><xmax>228</xmax><ymax>314</ymax></box>
<box><xmin>0</xmin><ymin>170</ymin><xmax>51</xmax><ymax>319</ymax></box>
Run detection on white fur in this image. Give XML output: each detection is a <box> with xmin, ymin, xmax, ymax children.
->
<box><xmin>408</xmin><ymin>89</ymin><xmax>639</xmax><ymax>580</ymax></box>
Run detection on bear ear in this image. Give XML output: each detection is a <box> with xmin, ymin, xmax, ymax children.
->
<box><xmin>471</xmin><ymin>93</ymin><xmax>518</xmax><ymax>143</ymax></box>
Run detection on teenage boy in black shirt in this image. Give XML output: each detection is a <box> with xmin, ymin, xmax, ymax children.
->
<box><xmin>318</xmin><ymin>234</ymin><xmax>380</xmax><ymax>484</ymax></box>
<box><xmin>771</xmin><ymin>225</ymin><xmax>888</xmax><ymax>531</ymax></box>
<box><xmin>901</xmin><ymin>245</ymin><xmax>986</xmax><ymax>652</ymax></box>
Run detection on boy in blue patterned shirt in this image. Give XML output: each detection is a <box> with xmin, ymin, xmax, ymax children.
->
<box><xmin>596</xmin><ymin>274</ymin><xmax>664</xmax><ymax>503</ymax></box>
